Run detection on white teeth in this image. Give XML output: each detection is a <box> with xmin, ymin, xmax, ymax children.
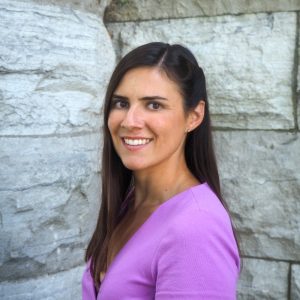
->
<box><xmin>124</xmin><ymin>138</ymin><xmax>151</xmax><ymax>146</ymax></box>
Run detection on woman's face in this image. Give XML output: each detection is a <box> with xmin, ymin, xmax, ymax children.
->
<box><xmin>108</xmin><ymin>67</ymin><xmax>192</xmax><ymax>172</ymax></box>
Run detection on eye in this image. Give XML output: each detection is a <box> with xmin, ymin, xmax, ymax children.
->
<box><xmin>111</xmin><ymin>99</ymin><xmax>129</xmax><ymax>109</ymax></box>
<box><xmin>147</xmin><ymin>101</ymin><xmax>162</xmax><ymax>110</ymax></box>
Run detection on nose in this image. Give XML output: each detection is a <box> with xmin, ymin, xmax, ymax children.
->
<box><xmin>120</xmin><ymin>105</ymin><xmax>143</xmax><ymax>129</ymax></box>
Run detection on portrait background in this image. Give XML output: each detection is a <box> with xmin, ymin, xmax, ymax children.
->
<box><xmin>0</xmin><ymin>0</ymin><xmax>299</xmax><ymax>299</ymax></box>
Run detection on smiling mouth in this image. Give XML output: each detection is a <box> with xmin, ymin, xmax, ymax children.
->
<box><xmin>122</xmin><ymin>138</ymin><xmax>152</xmax><ymax>146</ymax></box>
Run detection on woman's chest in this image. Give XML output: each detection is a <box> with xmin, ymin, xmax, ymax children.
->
<box><xmin>107</xmin><ymin>207</ymin><xmax>158</xmax><ymax>267</ymax></box>
<box><xmin>98</xmin><ymin>209</ymin><xmax>165</xmax><ymax>299</ymax></box>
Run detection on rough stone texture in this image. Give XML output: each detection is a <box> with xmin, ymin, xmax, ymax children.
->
<box><xmin>0</xmin><ymin>134</ymin><xmax>101</xmax><ymax>281</ymax></box>
<box><xmin>0</xmin><ymin>265</ymin><xmax>84</xmax><ymax>300</ymax></box>
<box><xmin>237</xmin><ymin>258</ymin><xmax>289</xmax><ymax>299</ymax></box>
<box><xmin>13</xmin><ymin>0</ymin><xmax>113</xmax><ymax>17</ymax></box>
<box><xmin>31</xmin><ymin>0</ymin><xmax>106</xmax><ymax>14</ymax></box>
<box><xmin>214</xmin><ymin>131</ymin><xmax>300</xmax><ymax>261</ymax></box>
<box><xmin>0</xmin><ymin>0</ymin><xmax>115</xmax><ymax>298</ymax></box>
<box><xmin>295</xmin><ymin>28</ymin><xmax>300</xmax><ymax>130</ymax></box>
<box><xmin>106</xmin><ymin>12</ymin><xmax>296</xmax><ymax>130</ymax></box>
<box><xmin>0</xmin><ymin>0</ymin><xmax>115</xmax><ymax>135</ymax></box>
<box><xmin>291</xmin><ymin>264</ymin><xmax>300</xmax><ymax>300</ymax></box>
<box><xmin>105</xmin><ymin>0</ymin><xmax>300</xmax><ymax>22</ymax></box>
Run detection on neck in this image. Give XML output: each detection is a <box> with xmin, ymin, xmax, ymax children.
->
<box><xmin>132</xmin><ymin>156</ymin><xmax>199</xmax><ymax>210</ymax></box>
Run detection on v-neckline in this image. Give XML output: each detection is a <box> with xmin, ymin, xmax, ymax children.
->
<box><xmin>100</xmin><ymin>182</ymin><xmax>207</xmax><ymax>286</ymax></box>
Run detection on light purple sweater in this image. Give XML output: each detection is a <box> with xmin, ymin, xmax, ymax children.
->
<box><xmin>82</xmin><ymin>183</ymin><xmax>240</xmax><ymax>299</ymax></box>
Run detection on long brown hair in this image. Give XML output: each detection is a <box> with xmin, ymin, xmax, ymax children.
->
<box><xmin>85</xmin><ymin>42</ymin><xmax>240</xmax><ymax>289</ymax></box>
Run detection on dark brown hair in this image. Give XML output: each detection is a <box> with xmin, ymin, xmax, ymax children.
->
<box><xmin>85</xmin><ymin>42</ymin><xmax>240</xmax><ymax>289</ymax></box>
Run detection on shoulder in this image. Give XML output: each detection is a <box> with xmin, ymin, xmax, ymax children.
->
<box><xmin>153</xmin><ymin>183</ymin><xmax>240</xmax><ymax>272</ymax></box>
<box><xmin>152</xmin><ymin>184</ymin><xmax>240</xmax><ymax>297</ymax></box>
<box><xmin>190</xmin><ymin>182</ymin><xmax>229</xmax><ymax>217</ymax></box>
<box><xmin>172</xmin><ymin>183</ymin><xmax>234</xmax><ymax>234</ymax></box>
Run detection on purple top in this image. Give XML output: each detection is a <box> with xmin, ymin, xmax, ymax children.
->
<box><xmin>82</xmin><ymin>183</ymin><xmax>240</xmax><ymax>299</ymax></box>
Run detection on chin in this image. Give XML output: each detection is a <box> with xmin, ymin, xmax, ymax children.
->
<box><xmin>122</xmin><ymin>164</ymin><xmax>146</xmax><ymax>172</ymax></box>
<box><xmin>121</xmin><ymin>159</ymin><xmax>149</xmax><ymax>171</ymax></box>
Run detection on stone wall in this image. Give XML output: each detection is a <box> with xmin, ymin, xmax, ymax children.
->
<box><xmin>0</xmin><ymin>0</ymin><xmax>299</xmax><ymax>299</ymax></box>
<box><xmin>0</xmin><ymin>0</ymin><xmax>115</xmax><ymax>299</ymax></box>
<box><xmin>104</xmin><ymin>1</ymin><xmax>300</xmax><ymax>299</ymax></box>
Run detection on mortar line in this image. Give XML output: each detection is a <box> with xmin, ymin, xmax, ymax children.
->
<box><xmin>105</xmin><ymin>9</ymin><xmax>300</xmax><ymax>24</ymax></box>
<box><xmin>241</xmin><ymin>255</ymin><xmax>300</xmax><ymax>264</ymax></box>
<box><xmin>0</xmin><ymin>130</ymin><xmax>101</xmax><ymax>138</ymax></box>
<box><xmin>292</xmin><ymin>12</ymin><xmax>300</xmax><ymax>131</ymax></box>
<box><xmin>212</xmin><ymin>127</ymin><xmax>299</xmax><ymax>132</ymax></box>
<box><xmin>0</xmin><ymin>260</ymin><xmax>87</xmax><ymax>283</ymax></box>
<box><xmin>287</xmin><ymin>263</ymin><xmax>292</xmax><ymax>300</ymax></box>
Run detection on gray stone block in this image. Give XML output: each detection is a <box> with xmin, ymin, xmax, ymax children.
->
<box><xmin>237</xmin><ymin>258</ymin><xmax>289</xmax><ymax>300</ymax></box>
<box><xmin>0</xmin><ymin>0</ymin><xmax>115</xmax><ymax>135</ymax></box>
<box><xmin>297</xmin><ymin>28</ymin><xmax>300</xmax><ymax>130</ymax></box>
<box><xmin>0</xmin><ymin>1</ymin><xmax>113</xmax><ymax>296</ymax></box>
<box><xmin>214</xmin><ymin>131</ymin><xmax>300</xmax><ymax>260</ymax></box>
<box><xmin>105</xmin><ymin>0</ymin><xmax>300</xmax><ymax>22</ymax></box>
<box><xmin>31</xmin><ymin>0</ymin><xmax>106</xmax><ymax>14</ymax></box>
<box><xmin>107</xmin><ymin>12</ymin><xmax>296</xmax><ymax>130</ymax></box>
<box><xmin>0</xmin><ymin>134</ymin><xmax>101</xmax><ymax>280</ymax></box>
<box><xmin>0</xmin><ymin>265</ymin><xmax>84</xmax><ymax>300</ymax></box>
<box><xmin>292</xmin><ymin>264</ymin><xmax>300</xmax><ymax>300</ymax></box>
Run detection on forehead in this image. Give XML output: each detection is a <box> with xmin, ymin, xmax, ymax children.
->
<box><xmin>114</xmin><ymin>67</ymin><xmax>182</xmax><ymax>98</ymax></box>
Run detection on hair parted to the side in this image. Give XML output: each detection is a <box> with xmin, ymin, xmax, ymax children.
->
<box><xmin>85</xmin><ymin>42</ymin><xmax>240</xmax><ymax>289</ymax></box>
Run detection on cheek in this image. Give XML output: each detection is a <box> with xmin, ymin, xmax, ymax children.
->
<box><xmin>152</xmin><ymin>113</ymin><xmax>187</xmax><ymax>132</ymax></box>
<box><xmin>107</xmin><ymin>112</ymin><xmax>119</xmax><ymax>134</ymax></box>
<box><xmin>107</xmin><ymin>117</ymin><xmax>113</xmax><ymax>133</ymax></box>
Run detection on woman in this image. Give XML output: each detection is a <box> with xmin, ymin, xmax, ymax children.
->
<box><xmin>82</xmin><ymin>42</ymin><xmax>240</xmax><ymax>299</ymax></box>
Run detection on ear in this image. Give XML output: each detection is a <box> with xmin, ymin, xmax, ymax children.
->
<box><xmin>186</xmin><ymin>100</ymin><xmax>205</xmax><ymax>133</ymax></box>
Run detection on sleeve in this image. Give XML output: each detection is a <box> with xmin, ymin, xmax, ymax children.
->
<box><xmin>153</xmin><ymin>210</ymin><xmax>240</xmax><ymax>300</ymax></box>
<box><xmin>82</xmin><ymin>259</ymin><xmax>97</xmax><ymax>300</ymax></box>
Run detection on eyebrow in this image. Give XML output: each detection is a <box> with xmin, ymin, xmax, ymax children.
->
<box><xmin>112</xmin><ymin>94</ymin><xmax>168</xmax><ymax>101</ymax></box>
